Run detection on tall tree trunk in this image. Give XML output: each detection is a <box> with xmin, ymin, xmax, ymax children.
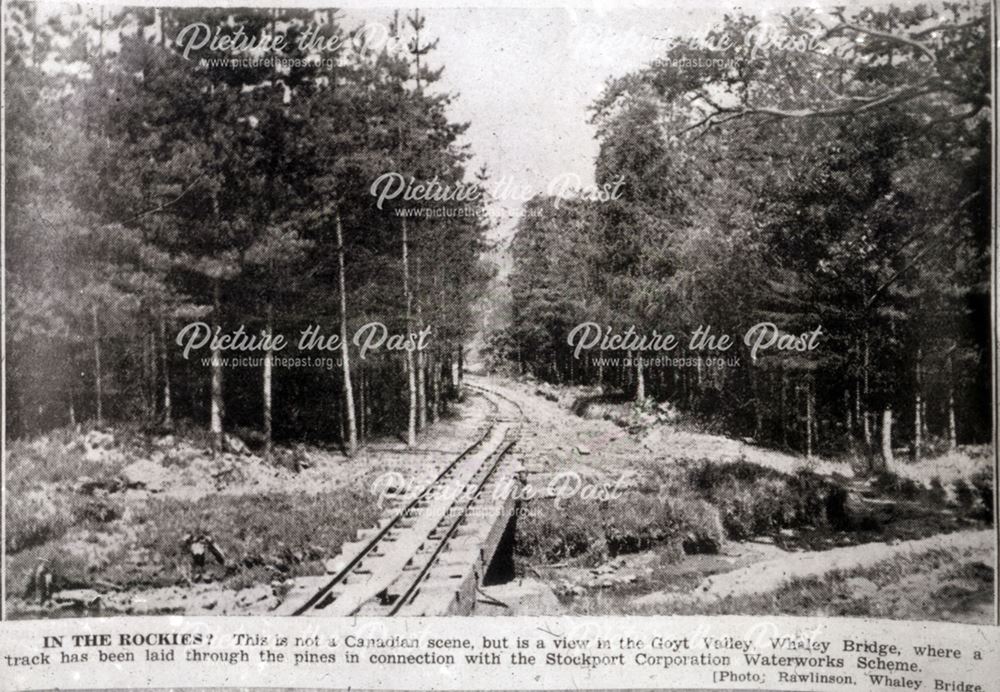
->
<box><xmin>208</xmin><ymin>179</ymin><xmax>224</xmax><ymax>454</ymax></box>
<box><xmin>415</xmin><ymin>259</ymin><xmax>427</xmax><ymax>431</ymax></box>
<box><xmin>98</xmin><ymin>5</ymin><xmax>104</xmax><ymax>55</ymax></box>
<box><xmin>862</xmin><ymin>336</ymin><xmax>872</xmax><ymax>446</ymax></box>
<box><xmin>682</xmin><ymin>359</ymin><xmax>690</xmax><ymax>408</ymax></box>
<box><xmin>141</xmin><ymin>326</ymin><xmax>152</xmax><ymax>421</ymax></box>
<box><xmin>811</xmin><ymin>377</ymin><xmax>818</xmax><ymax>453</ymax></box>
<box><xmin>431</xmin><ymin>354</ymin><xmax>441</xmax><ymax>423</ymax></box>
<box><xmin>336</xmin><ymin>212</ymin><xmax>358</xmax><ymax>455</ymax></box>
<box><xmin>149</xmin><ymin>327</ymin><xmax>158</xmax><ymax>422</ymax></box>
<box><xmin>92</xmin><ymin>304</ymin><xmax>103</xmax><ymax>426</ymax></box>
<box><xmin>159</xmin><ymin>312</ymin><xmax>172</xmax><ymax>427</ymax></box>
<box><xmin>805</xmin><ymin>378</ymin><xmax>814</xmax><ymax>459</ymax></box>
<box><xmin>947</xmin><ymin>346</ymin><xmax>957</xmax><ymax>449</ymax></box>
<box><xmin>844</xmin><ymin>388</ymin><xmax>852</xmax><ymax>435</ymax></box>
<box><xmin>854</xmin><ymin>378</ymin><xmax>861</xmax><ymax>438</ymax></box>
<box><xmin>210</xmin><ymin>279</ymin><xmax>223</xmax><ymax>454</ymax></box>
<box><xmin>881</xmin><ymin>407</ymin><xmax>894</xmax><ymax>471</ymax></box>
<box><xmin>750</xmin><ymin>365</ymin><xmax>762</xmax><ymax>439</ymax></box>
<box><xmin>358</xmin><ymin>362</ymin><xmax>367</xmax><ymax>443</ymax></box>
<box><xmin>913</xmin><ymin>347</ymin><xmax>923</xmax><ymax>462</ymax></box>
<box><xmin>263</xmin><ymin>302</ymin><xmax>274</xmax><ymax>460</ymax></box>
<box><xmin>416</xmin><ymin>349</ymin><xmax>427</xmax><ymax>430</ymax></box>
<box><xmin>405</xmin><ymin>347</ymin><xmax>418</xmax><ymax>445</ymax></box>
<box><xmin>402</xmin><ymin>217</ymin><xmax>417</xmax><ymax>446</ymax></box>
<box><xmin>634</xmin><ymin>351</ymin><xmax>646</xmax><ymax>401</ymax></box>
<box><xmin>780</xmin><ymin>370</ymin><xmax>789</xmax><ymax>448</ymax></box>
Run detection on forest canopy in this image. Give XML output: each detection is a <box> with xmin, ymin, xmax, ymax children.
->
<box><xmin>494</xmin><ymin>1</ymin><xmax>991</xmax><ymax>469</ymax></box>
<box><xmin>5</xmin><ymin>5</ymin><xmax>492</xmax><ymax>452</ymax></box>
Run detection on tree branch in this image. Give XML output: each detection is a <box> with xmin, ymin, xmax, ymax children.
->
<box><xmin>922</xmin><ymin>102</ymin><xmax>986</xmax><ymax>127</ymax></box>
<box><xmin>911</xmin><ymin>18</ymin><xmax>985</xmax><ymax>38</ymax></box>
<box><xmin>865</xmin><ymin>191</ymin><xmax>981</xmax><ymax>308</ymax></box>
<box><xmin>121</xmin><ymin>172</ymin><xmax>206</xmax><ymax>225</ymax></box>
<box><xmin>679</xmin><ymin>81</ymin><xmax>939</xmax><ymax>135</ymax></box>
<box><xmin>829</xmin><ymin>11</ymin><xmax>938</xmax><ymax>63</ymax></box>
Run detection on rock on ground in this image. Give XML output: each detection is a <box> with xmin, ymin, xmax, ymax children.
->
<box><xmin>120</xmin><ymin>459</ymin><xmax>170</xmax><ymax>492</ymax></box>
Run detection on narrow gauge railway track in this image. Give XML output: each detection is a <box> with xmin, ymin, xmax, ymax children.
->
<box><xmin>279</xmin><ymin>380</ymin><xmax>524</xmax><ymax>617</ymax></box>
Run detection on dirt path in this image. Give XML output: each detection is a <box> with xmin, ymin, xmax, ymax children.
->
<box><xmin>471</xmin><ymin>375</ymin><xmax>854</xmax><ymax>481</ymax></box>
<box><xmin>469</xmin><ymin>376</ymin><xmax>634</xmax><ymax>482</ymax></box>
<box><xmin>637</xmin><ymin>529</ymin><xmax>994</xmax><ymax>606</ymax></box>
<box><xmin>475</xmin><ymin>376</ymin><xmax>994</xmax><ymax>622</ymax></box>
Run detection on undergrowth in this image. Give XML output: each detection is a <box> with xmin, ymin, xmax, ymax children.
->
<box><xmin>7</xmin><ymin>487</ymin><xmax>378</xmax><ymax>598</ymax></box>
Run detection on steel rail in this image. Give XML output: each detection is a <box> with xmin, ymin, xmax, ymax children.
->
<box><xmin>290</xmin><ymin>389</ymin><xmax>507</xmax><ymax>615</ymax></box>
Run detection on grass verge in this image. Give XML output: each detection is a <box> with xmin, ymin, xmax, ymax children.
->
<box><xmin>7</xmin><ymin>486</ymin><xmax>378</xmax><ymax>601</ymax></box>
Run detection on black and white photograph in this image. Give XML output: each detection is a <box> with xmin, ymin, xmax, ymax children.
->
<box><xmin>2</xmin><ymin>0</ymin><xmax>996</xmax><ymax>644</ymax></box>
